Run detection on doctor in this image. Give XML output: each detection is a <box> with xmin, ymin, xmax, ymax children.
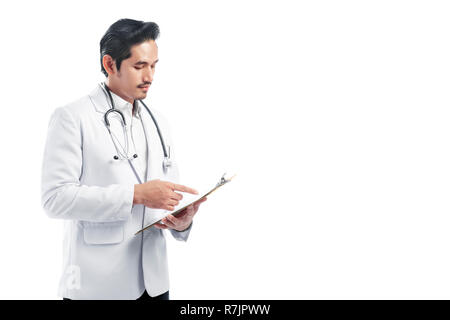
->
<box><xmin>41</xmin><ymin>18</ymin><xmax>206</xmax><ymax>300</ymax></box>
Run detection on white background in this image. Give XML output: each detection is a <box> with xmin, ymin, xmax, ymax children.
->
<box><xmin>0</xmin><ymin>0</ymin><xmax>449</xmax><ymax>299</ymax></box>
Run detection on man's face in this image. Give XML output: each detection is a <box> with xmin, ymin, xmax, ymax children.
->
<box><xmin>112</xmin><ymin>40</ymin><xmax>159</xmax><ymax>102</ymax></box>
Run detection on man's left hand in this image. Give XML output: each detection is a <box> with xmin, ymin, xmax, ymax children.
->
<box><xmin>154</xmin><ymin>197</ymin><xmax>207</xmax><ymax>231</ymax></box>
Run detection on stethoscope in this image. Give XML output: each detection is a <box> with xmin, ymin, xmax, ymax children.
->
<box><xmin>99</xmin><ymin>82</ymin><xmax>172</xmax><ymax>180</ymax></box>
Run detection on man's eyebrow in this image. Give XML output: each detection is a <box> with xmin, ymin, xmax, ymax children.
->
<box><xmin>134</xmin><ymin>59</ymin><xmax>159</xmax><ymax>66</ymax></box>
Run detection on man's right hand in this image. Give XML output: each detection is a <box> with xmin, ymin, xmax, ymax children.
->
<box><xmin>133</xmin><ymin>179</ymin><xmax>198</xmax><ymax>211</ymax></box>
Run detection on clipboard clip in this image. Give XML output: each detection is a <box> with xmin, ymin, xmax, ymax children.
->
<box><xmin>216</xmin><ymin>173</ymin><xmax>235</xmax><ymax>187</ymax></box>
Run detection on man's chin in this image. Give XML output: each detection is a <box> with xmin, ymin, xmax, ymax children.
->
<box><xmin>136</xmin><ymin>92</ymin><xmax>148</xmax><ymax>101</ymax></box>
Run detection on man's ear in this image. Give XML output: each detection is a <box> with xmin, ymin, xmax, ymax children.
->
<box><xmin>102</xmin><ymin>55</ymin><xmax>116</xmax><ymax>76</ymax></box>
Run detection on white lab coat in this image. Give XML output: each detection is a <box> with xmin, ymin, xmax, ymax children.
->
<box><xmin>41</xmin><ymin>84</ymin><xmax>192</xmax><ymax>300</ymax></box>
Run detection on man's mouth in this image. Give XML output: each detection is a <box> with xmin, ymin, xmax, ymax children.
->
<box><xmin>139</xmin><ymin>85</ymin><xmax>150</xmax><ymax>92</ymax></box>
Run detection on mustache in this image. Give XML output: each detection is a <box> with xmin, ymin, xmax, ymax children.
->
<box><xmin>138</xmin><ymin>82</ymin><xmax>151</xmax><ymax>88</ymax></box>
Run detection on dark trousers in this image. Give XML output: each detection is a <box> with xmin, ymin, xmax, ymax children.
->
<box><xmin>137</xmin><ymin>290</ymin><xmax>169</xmax><ymax>301</ymax></box>
<box><xmin>63</xmin><ymin>290</ymin><xmax>169</xmax><ymax>300</ymax></box>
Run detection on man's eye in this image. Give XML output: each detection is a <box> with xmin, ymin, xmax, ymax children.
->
<box><xmin>135</xmin><ymin>67</ymin><xmax>142</xmax><ymax>70</ymax></box>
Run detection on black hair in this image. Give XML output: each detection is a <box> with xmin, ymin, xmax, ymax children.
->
<box><xmin>100</xmin><ymin>19</ymin><xmax>160</xmax><ymax>77</ymax></box>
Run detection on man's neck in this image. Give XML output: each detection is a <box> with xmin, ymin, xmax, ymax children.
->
<box><xmin>105</xmin><ymin>79</ymin><xmax>134</xmax><ymax>105</ymax></box>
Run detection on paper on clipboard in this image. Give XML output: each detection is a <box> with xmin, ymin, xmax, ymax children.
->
<box><xmin>135</xmin><ymin>173</ymin><xmax>236</xmax><ymax>235</ymax></box>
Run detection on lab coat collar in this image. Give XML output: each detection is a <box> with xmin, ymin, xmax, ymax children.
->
<box><xmin>88</xmin><ymin>84</ymin><xmax>142</xmax><ymax>117</ymax></box>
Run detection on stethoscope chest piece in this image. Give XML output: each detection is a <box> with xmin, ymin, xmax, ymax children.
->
<box><xmin>163</xmin><ymin>157</ymin><xmax>172</xmax><ymax>172</ymax></box>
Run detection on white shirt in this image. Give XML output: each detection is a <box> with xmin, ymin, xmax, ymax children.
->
<box><xmin>108</xmin><ymin>91</ymin><xmax>148</xmax><ymax>182</ymax></box>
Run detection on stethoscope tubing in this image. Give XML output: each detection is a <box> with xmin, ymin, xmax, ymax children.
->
<box><xmin>139</xmin><ymin>99</ymin><xmax>168</xmax><ymax>159</ymax></box>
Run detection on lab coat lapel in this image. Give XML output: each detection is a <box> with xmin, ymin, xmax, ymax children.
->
<box><xmin>88</xmin><ymin>85</ymin><xmax>110</xmax><ymax>114</ymax></box>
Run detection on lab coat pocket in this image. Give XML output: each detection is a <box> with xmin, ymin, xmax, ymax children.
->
<box><xmin>83</xmin><ymin>223</ymin><xmax>124</xmax><ymax>245</ymax></box>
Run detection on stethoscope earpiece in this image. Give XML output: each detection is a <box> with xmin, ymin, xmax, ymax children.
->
<box><xmin>114</xmin><ymin>154</ymin><xmax>137</xmax><ymax>160</ymax></box>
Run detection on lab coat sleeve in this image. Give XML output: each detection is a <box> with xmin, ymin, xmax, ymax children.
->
<box><xmin>169</xmin><ymin>222</ymin><xmax>193</xmax><ymax>242</ymax></box>
<box><xmin>41</xmin><ymin>107</ymin><xmax>134</xmax><ymax>222</ymax></box>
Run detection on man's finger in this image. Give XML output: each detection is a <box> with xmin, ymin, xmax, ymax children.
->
<box><xmin>194</xmin><ymin>197</ymin><xmax>207</xmax><ymax>209</ymax></box>
<box><xmin>163</xmin><ymin>215</ymin><xmax>178</xmax><ymax>228</ymax></box>
<box><xmin>188</xmin><ymin>208</ymin><xmax>196</xmax><ymax>218</ymax></box>
<box><xmin>168</xmin><ymin>199</ymin><xmax>179</xmax><ymax>207</ymax></box>
<box><xmin>165</xmin><ymin>205</ymin><xmax>175</xmax><ymax>211</ymax></box>
<box><xmin>165</xmin><ymin>214</ymin><xmax>179</xmax><ymax>224</ymax></box>
<box><xmin>171</xmin><ymin>192</ymin><xmax>183</xmax><ymax>201</ymax></box>
<box><xmin>171</xmin><ymin>183</ymin><xmax>198</xmax><ymax>195</ymax></box>
<box><xmin>154</xmin><ymin>222</ymin><xmax>168</xmax><ymax>229</ymax></box>
<box><xmin>174</xmin><ymin>208</ymin><xmax>188</xmax><ymax>218</ymax></box>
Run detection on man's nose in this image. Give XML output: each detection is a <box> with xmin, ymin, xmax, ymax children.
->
<box><xmin>143</xmin><ymin>67</ymin><xmax>153</xmax><ymax>83</ymax></box>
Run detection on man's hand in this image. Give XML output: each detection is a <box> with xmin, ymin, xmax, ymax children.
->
<box><xmin>154</xmin><ymin>197</ymin><xmax>207</xmax><ymax>231</ymax></box>
<box><xmin>133</xmin><ymin>179</ymin><xmax>198</xmax><ymax>211</ymax></box>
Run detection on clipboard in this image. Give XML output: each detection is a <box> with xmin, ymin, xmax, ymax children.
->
<box><xmin>135</xmin><ymin>173</ymin><xmax>236</xmax><ymax>235</ymax></box>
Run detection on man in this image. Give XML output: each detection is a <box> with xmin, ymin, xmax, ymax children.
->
<box><xmin>41</xmin><ymin>18</ymin><xmax>206</xmax><ymax>300</ymax></box>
